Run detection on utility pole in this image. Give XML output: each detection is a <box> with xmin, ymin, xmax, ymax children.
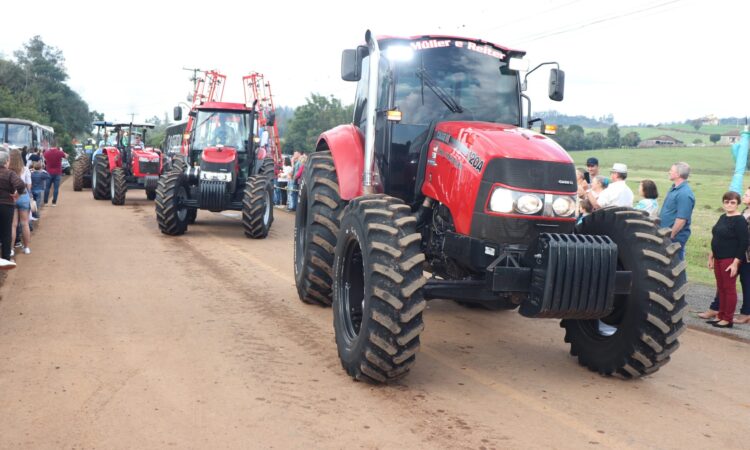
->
<box><xmin>182</xmin><ymin>67</ymin><xmax>202</xmax><ymax>93</ymax></box>
<box><xmin>129</xmin><ymin>113</ymin><xmax>135</xmax><ymax>123</ymax></box>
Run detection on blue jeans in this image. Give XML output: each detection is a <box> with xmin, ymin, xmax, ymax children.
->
<box><xmin>44</xmin><ymin>174</ymin><xmax>61</xmax><ymax>204</ymax></box>
<box><xmin>32</xmin><ymin>190</ymin><xmax>44</xmax><ymax>217</ymax></box>
<box><xmin>709</xmin><ymin>260</ymin><xmax>750</xmax><ymax>315</ymax></box>
<box><xmin>674</xmin><ymin>238</ymin><xmax>687</xmax><ymax>261</ymax></box>
<box><xmin>287</xmin><ymin>181</ymin><xmax>298</xmax><ymax>211</ymax></box>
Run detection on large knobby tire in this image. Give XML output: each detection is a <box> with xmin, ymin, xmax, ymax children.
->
<box><xmin>155</xmin><ymin>170</ymin><xmax>190</xmax><ymax>236</ymax></box>
<box><xmin>92</xmin><ymin>153</ymin><xmax>111</xmax><ymax>200</ymax></box>
<box><xmin>294</xmin><ymin>152</ymin><xmax>345</xmax><ymax>307</ymax></box>
<box><xmin>562</xmin><ymin>207</ymin><xmax>687</xmax><ymax>378</ymax></box>
<box><xmin>242</xmin><ymin>175</ymin><xmax>274</xmax><ymax>239</ymax></box>
<box><xmin>333</xmin><ymin>195</ymin><xmax>427</xmax><ymax>384</ymax></box>
<box><xmin>186</xmin><ymin>208</ymin><xmax>197</xmax><ymax>224</ymax></box>
<box><xmin>257</xmin><ymin>157</ymin><xmax>274</xmax><ymax>179</ymax></box>
<box><xmin>110</xmin><ymin>167</ymin><xmax>127</xmax><ymax>205</ymax></box>
<box><xmin>72</xmin><ymin>157</ymin><xmax>90</xmax><ymax>191</ymax></box>
<box><xmin>146</xmin><ymin>189</ymin><xmax>157</xmax><ymax>201</ymax></box>
<box><xmin>170</xmin><ymin>155</ymin><xmax>187</xmax><ymax>173</ymax></box>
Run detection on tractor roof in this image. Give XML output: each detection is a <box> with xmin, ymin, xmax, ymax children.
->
<box><xmin>196</xmin><ymin>101</ymin><xmax>251</xmax><ymax>112</ymax></box>
<box><xmin>92</xmin><ymin>121</ymin><xmax>115</xmax><ymax>127</ymax></box>
<box><xmin>112</xmin><ymin>122</ymin><xmax>156</xmax><ymax>129</ymax></box>
<box><xmin>377</xmin><ymin>34</ymin><xmax>526</xmax><ymax>58</ymax></box>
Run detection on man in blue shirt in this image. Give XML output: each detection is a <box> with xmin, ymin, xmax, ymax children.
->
<box><xmin>659</xmin><ymin>162</ymin><xmax>695</xmax><ymax>260</ymax></box>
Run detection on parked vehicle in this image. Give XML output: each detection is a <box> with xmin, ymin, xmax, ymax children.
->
<box><xmin>294</xmin><ymin>31</ymin><xmax>687</xmax><ymax>383</ymax></box>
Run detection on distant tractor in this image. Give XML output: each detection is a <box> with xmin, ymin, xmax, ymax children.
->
<box><xmin>294</xmin><ymin>31</ymin><xmax>687</xmax><ymax>383</ymax></box>
<box><xmin>91</xmin><ymin>122</ymin><xmax>163</xmax><ymax>204</ymax></box>
<box><xmin>155</xmin><ymin>70</ymin><xmax>280</xmax><ymax>238</ymax></box>
<box><xmin>73</xmin><ymin>121</ymin><xmax>110</xmax><ymax>191</ymax></box>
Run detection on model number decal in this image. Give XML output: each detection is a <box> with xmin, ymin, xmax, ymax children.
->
<box><xmin>468</xmin><ymin>151</ymin><xmax>484</xmax><ymax>171</ymax></box>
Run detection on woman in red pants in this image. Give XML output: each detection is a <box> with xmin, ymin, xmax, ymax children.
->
<box><xmin>708</xmin><ymin>191</ymin><xmax>749</xmax><ymax>328</ymax></box>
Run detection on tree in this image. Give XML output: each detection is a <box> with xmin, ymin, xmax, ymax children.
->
<box><xmin>605</xmin><ymin>124</ymin><xmax>621</xmax><ymax>148</ymax></box>
<box><xmin>621</xmin><ymin>131</ymin><xmax>641</xmax><ymax>148</ymax></box>
<box><xmin>690</xmin><ymin>119</ymin><xmax>702</xmax><ymax>131</ymax></box>
<box><xmin>284</xmin><ymin>94</ymin><xmax>353</xmax><ymax>153</ymax></box>
<box><xmin>585</xmin><ymin>132</ymin><xmax>605</xmax><ymax>150</ymax></box>
<box><xmin>709</xmin><ymin>134</ymin><xmax>721</xmax><ymax>144</ymax></box>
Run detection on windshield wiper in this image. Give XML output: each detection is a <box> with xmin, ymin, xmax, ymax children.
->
<box><xmin>416</xmin><ymin>68</ymin><xmax>463</xmax><ymax>114</ymax></box>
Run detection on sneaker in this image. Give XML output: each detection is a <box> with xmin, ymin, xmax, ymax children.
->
<box><xmin>0</xmin><ymin>258</ymin><xmax>16</xmax><ymax>270</ymax></box>
<box><xmin>51</xmin><ymin>203</ymin><xmax>57</xmax><ymax>207</ymax></box>
<box><xmin>15</xmin><ymin>242</ymin><xmax>23</xmax><ymax>248</ymax></box>
<box><xmin>23</xmin><ymin>247</ymin><xmax>31</xmax><ymax>255</ymax></box>
<box><xmin>10</xmin><ymin>249</ymin><xmax>14</xmax><ymax>257</ymax></box>
<box><xmin>30</xmin><ymin>215</ymin><xmax>38</xmax><ymax>221</ymax></box>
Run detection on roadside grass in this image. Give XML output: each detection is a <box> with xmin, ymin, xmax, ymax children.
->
<box><xmin>571</xmin><ymin>146</ymin><xmax>748</xmax><ymax>286</ymax></box>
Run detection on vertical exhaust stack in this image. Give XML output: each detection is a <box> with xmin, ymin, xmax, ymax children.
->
<box><xmin>363</xmin><ymin>30</ymin><xmax>380</xmax><ymax>195</ymax></box>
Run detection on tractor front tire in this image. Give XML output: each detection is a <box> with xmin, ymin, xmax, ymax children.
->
<box><xmin>562</xmin><ymin>207</ymin><xmax>687</xmax><ymax>378</ymax></box>
<box><xmin>294</xmin><ymin>152</ymin><xmax>345</xmax><ymax>307</ymax></box>
<box><xmin>92</xmin><ymin>154</ymin><xmax>111</xmax><ymax>200</ymax></box>
<box><xmin>155</xmin><ymin>170</ymin><xmax>190</xmax><ymax>236</ymax></box>
<box><xmin>110</xmin><ymin>168</ymin><xmax>127</xmax><ymax>205</ymax></box>
<box><xmin>242</xmin><ymin>175</ymin><xmax>274</xmax><ymax>238</ymax></box>
<box><xmin>146</xmin><ymin>189</ymin><xmax>157</xmax><ymax>201</ymax></box>
<box><xmin>333</xmin><ymin>195</ymin><xmax>426</xmax><ymax>384</ymax></box>
<box><xmin>187</xmin><ymin>208</ymin><xmax>197</xmax><ymax>224</ymax></box>
<box><xmin>73</xmin><ymin>157</ymin><xmax>90</xmax><ymax>191</ymax></box>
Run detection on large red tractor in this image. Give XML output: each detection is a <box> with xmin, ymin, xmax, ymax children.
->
<box><xmin>91</xmin><ymin>122</ymin><xmax>164</xmax><ymax>204</ymax></box>
<box><xmin>155</xmin><ymin>100</ymin><xmax>274</xmax><ymax>238</ymax></box>
<box><xmin>294</xmin><ymin>31</ymin><xmax>686</xmax><ymax>384</ymax></box>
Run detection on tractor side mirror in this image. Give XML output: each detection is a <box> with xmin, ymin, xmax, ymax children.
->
<box><xmin>549</xmin><ymin>68</ymin><xmax>565</xmax><ymax>102</ymax></box>
<box><xmin>341</xmin><ymin>49</ymin><xmax>360</xmax><ymax>81</ymax></box>
<box><xmin>173</xmin><ymin>106</ymin><xmax>182</xmax><ymax>121</ymax></box>
<box><xmin>341</xmin><ymin>46</ymin><xmax>367</xmax><ymax>82</ymax></box>
<box><xmin>266</xmin><ymin>111</ymin><xmax>276</xmax><ymax>127</ymax></box>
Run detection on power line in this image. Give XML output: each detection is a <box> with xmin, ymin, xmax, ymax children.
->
<box><xmin>513</xmin><ymin>0</ymin><xmax>683</xmax><ymax>44</ymax></box>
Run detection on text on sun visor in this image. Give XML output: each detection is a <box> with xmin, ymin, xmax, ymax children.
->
<box><xmin>409</xmin><ymin>39</ymin><xmax>506</xmax><ymax>60</ymax></box>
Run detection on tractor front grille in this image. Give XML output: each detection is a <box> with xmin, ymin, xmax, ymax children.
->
<box><xmin>139</xmin><ymin>161</ymin><xmax>160</xmax><ymax>175</ymax></box>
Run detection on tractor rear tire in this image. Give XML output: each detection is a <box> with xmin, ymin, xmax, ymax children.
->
<box><xmin>146</xmin><ymin>189</ymin><xmax>157</xmax><ymax>201</ymax></box>
<box><xmin>242</xmin><ymin>175</ymin><xmax>274</xmax><ymax>238</ymax></box>
<box><xmin>333</xmin><ymin>195</ymin><xmax>426</xmax><ymax>384</ymax></box>
<box><xmin>92</xmin><ymin>153</ymin><xmax>111</xmax><ymax>200</ymax></box>
<box><xmin>155</xmin><ymin>169</ymin><xmax>190</xmax><ymax>236</ymax></box>
<box><xmin>111</xmin><ymin>168</ymin><xmax>127</xmax><ymax>205</ymax></box>
<box><xmin>73</xmin><ymin>157</ymin><xmax>90</xmax><ymax>191</ymax></box>
<box><xmin>294</xmin><ymin>152</ymin><xmax>345</xmax><ymax>307</ymax></box>
<box><xmin>562</xmin><ymin>207</ymin><xmax>687</xmax><ymax>378</ymax></box>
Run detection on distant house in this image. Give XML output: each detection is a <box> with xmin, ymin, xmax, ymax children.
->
<box><xmin>700</xmin><ymin>114</ymin><xmax>719</xmax><ymax>126</ymax></box>
<box><xmin>719</xmin><ymin>130</ymin><xmax>740</xmax><ymax>146</ymax></box>
<box><xmin>639</xmin><ymin>135</ymin><xmax>684</xmax><ymax>148</ymax></box>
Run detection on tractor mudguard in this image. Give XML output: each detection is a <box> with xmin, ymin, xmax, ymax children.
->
<box><xmin>316</xmin><ymin>124</ymin><xmax>364</xmax><ymax>200</ymax></box>
<box><xmin>102</xmin><ymin>146</ymin><xmax>121</xmax><ymax>171</ymax></box>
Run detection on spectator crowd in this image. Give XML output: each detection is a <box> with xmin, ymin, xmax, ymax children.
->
<box><xmin>0</xmin><ymin>144</ymin><xmax>66</xmax><ymax>270</ymax></box>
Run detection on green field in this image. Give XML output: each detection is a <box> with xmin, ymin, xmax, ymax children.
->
<box><xmin>583</xmin><ymin>124</ymin><xmax>742</xmax><ymax>145</ymax></box>
<box><xmin>570</xmin><ymin>145</ymin><xmax>748</xmax><ymax>286</ymax></box>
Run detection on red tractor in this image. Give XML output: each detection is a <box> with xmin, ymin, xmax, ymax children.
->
<box><xmin>155</xmin><ymin>83</ymin><xmax>275</xmax><ymax>238</ymax></box>
<box><xmin>91</xmin><ymin>122</ymin><xmax>164</xmax><ymax>204</ymax></box>
<box><xmin>294</xmin><ymin>31</ymin><xmax>686</xmax><ymax>384</ymax></box>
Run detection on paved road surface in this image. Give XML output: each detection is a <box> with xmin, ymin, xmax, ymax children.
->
<box><xmin>1</xmin><ymin>184</ymin><xmax>749</xmax><ymax>449</ymax></box>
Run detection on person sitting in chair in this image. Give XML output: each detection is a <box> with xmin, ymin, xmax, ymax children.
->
<box><xmin>212</xmin><ymin>120</ymin><xmax>238</xmax><ymax>147</ymax></box>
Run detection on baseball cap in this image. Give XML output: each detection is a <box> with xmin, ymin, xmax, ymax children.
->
<box><xmin>611</xmin><ymin>163</ymin><xmax>628</xmax><ymax>174</ymax></box>
<box><xmin>586</xmin><ymin>157</ymin><xmax>599</xmax><ymax>166</ymax></box>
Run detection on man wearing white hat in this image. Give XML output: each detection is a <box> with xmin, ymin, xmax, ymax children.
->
<box><xmin>588</xmin><ymin>162</ymin><xmax>633</xmax><ymax>209</ymax></box>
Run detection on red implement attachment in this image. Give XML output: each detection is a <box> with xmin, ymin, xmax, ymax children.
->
<box><xmin>244</xmin><ymin>72</ymin><xmax>283</xmax><ymax>174</ymax></box>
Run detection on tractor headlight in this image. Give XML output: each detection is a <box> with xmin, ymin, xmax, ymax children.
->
<box><xmin>489</xmin><ymin>188</ymin><xmax>514</xmax><ymax>213</ymax></box>
<box><xmin>552</xmin><ymin>196</ymin><xmax>577</xmax><ymax>217</ymax></box>
<box><xmin>516</xmin><ymin>194</ymin><xmax>543</xmax><ymax>214</ymax></box>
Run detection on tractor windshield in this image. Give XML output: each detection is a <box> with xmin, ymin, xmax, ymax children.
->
<box><xmin>192</xmin><ymin>110</ymin><xmax>249</xmax><ymax>150</ymax></box>
<box><xmin>391</xmin><ymin>43</ymin><xmax>520</xmax><ymax>126</ymax></box>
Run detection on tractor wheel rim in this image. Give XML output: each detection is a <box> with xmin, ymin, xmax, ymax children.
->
<box><xmin>340</xmin><ymin>235</ymin><xmax>365</xmax><ymax>342</ymax></box>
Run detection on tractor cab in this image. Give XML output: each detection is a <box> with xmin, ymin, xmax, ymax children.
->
<box><xmin>186</xmin><ymin>104</ymin><xmax>256</xmax><ymax>187</ymax></box>
<box><xmin>342</xmin><ymin>36</ymin><xmax>563</xmax><ymax>205</ymax></box>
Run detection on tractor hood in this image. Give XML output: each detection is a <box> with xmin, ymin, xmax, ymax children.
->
<box><xmin>432</xmin><ymin>121</ymin><xmax>573</xmax><ymax>165</ymax></box>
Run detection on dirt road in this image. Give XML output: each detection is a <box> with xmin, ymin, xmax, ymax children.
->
<box><xmin>1</xmin><ymin>184</ymin><xmax>748</xmax><ymax>449</ymax></box>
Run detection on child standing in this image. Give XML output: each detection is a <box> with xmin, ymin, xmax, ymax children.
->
<box><xmin>30</xmin><ymin>161</ymin><xmax>50</xmax><ymax>218</ymax></box>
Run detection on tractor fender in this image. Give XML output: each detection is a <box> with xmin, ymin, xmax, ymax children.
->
<box><xmin>316</xmin><ymin>124</ymin><xmax>364</xmax><ymax>200</ymax></box>
<box><xmin>101</xmin><ymin>146</ymin><xmax>121</xmax><ymax>171</ymax></box>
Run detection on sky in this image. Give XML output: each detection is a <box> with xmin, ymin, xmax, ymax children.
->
<box><xmin>1</xmin><ymin>0</ymin><xmax>748</xmax><ymax>127</ymax></box>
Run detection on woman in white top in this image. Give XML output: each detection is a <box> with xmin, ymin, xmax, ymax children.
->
<box><xmin>634</xmin><ymin>179</ymin><xmax>659</xmax><ymax>219</ymax></box>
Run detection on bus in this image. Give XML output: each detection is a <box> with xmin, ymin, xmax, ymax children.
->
<box><xmin>0</xmin><ymin>118</ymin><xmax>55</xmax><ymax>154</ymax></box>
